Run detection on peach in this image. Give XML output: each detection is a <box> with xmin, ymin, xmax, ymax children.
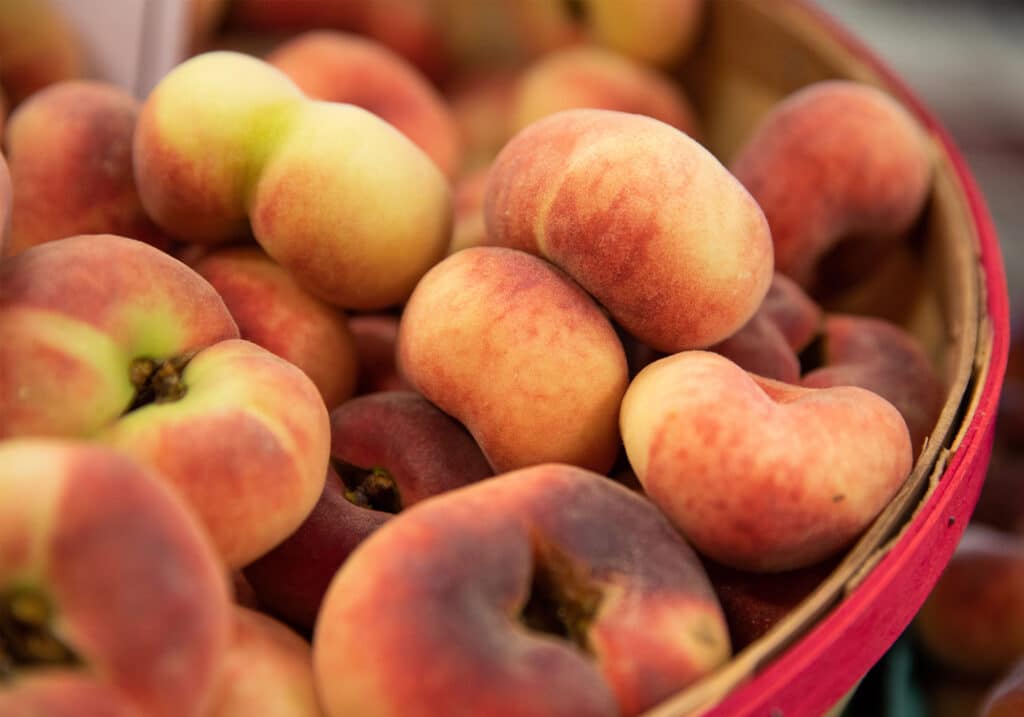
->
<box><xmin>192</xmin><ymin>246</ymin><xmax>358</xmax><ymax>408</ymax></box>
<box><xmin>225</xmin><ymin>0</ymin><xmax>449</xmax><ymax>81</ymax></box>
<box><xmin>505</xmin><ymin>0</ymin><xmax>706</xmax><ymax>67</ymax></box>
<box><xmin>731</xmin><ymin>80</ymin><xmax>933</xmax><ymax>289</ymax></box>
<box><xmin>3</xmin><ymin>81</ymin><xmax>172</xmax><ymax>258</ymax></box>
<box><xmin>484</xmin><ymin>108</ymin><xmax>773</xmax><ymax>352</ymax></box>
<box><xmin>511</xmin><ymin>46</ymin><xmax>700</xmax><ymax>136</ymax></box>
<box><xmin>0</xmin><ymin>235</ymin><xmax>331</xmax><ymax>568</ymax></box>
<box><xmin>0</xmin><ymin>439</ymin><xmax>231</xmax><ymax>717</ymax></box>
<box><xmin>205</xmin><ymin>607</ymin><xmax>321</xmax><ymax>717</ymax></box>
<box><xmin>313</xmin><ymin>463</ymin><xmax>731</xmax><ymax>717</ymax></box>
<box><xmin>0</xmin><ymin>0</ymin><xmax>85</xmax><ymax>107</ymax></box>
<box><xmin>244</xmin><ymin>390</ymin><xmax>492</xmax><ymax>630</ymax></box>
<box><xmin>267</xmin><ymin>31</ymin><xmax>462</xmax><ymax>177</ymax></box>
<box><xmin>620</xmin><ymin>351</ymin><xmax>913</xmax><ymax>571</ymax></box>
<box><xmin>979</xmin><ymin>658</ymin><xmax>1024</xmax><ymax>717</ymax></box>
<box><xmin>347</xmin><ymin>313</ymin><xmax>410</xmax><ymax>395</ymax></box>
<box><xmin>802</xmin><ymin>314</ymin><xmax>945</xmax><ymax>456</ymax></box>
<box><xmin>915</xmin><ymin>526</ymin><xmax>1024</xmax><ymax>678</ymax></box>
<box><xmin>711</xmin><ymin>273</ymin><xmax>823</xmax><ymax>383</ymax></box>
<box><xmin>134</xmin><ymin>51</ymin><xmax>452</xmax><ymax>309</ymax></box>
<box><xmin>398</xmin><ymin>246</ymin><xmax>629</xmax><ymax>473</ymax></box>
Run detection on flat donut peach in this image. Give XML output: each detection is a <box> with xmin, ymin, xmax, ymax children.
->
<box><xmin>484</xmin><ymin>108</ymin><xmax>773</xmax><ymax>352</ymax></box>
<box><xmin>621</xmin><ymin>351</ymin><xmax>913</xmax><ymax>572</ymax></box>
<box><xmin>313</xmin><ymin>463</ymin><xmax>731</xmax><ymax>717</ymax></box>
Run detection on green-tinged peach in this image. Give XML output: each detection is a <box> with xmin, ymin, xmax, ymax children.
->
<box><xmin>133</xmin><ymin>51</ymin><xmax>305</xmax><ymax>243</ymax></box>
<box><xmin>485</xmin><ymin>108</ymin><xmax>773</xmax><ymax>351</ymax></box>
<box><xmin>1</xmin><ymin>235</ymin><xmax>330</xmax><ymax>568</ymax></box>
<box><xmin>621</xmin><ymin>351</ymin><xmax>912</xmax><ymax>571</ymax></box>
<box><xmin>268</xmin><ymin>31</ymin><xmax>462</xmax><ymax>177</ymax></box>
<box><xmin>0</xmin><ymin>439</ymin><xmax>231</xmax><ymax>717</ymax></box>
<box><xmin>0</xmin><ymin>234</ymin><xmax>239</xmax><ymax>440</ymax></box>
<box><xmin>398</xmin><ymin>247</ymin><xmax>628</xmax><ymax>473</ymax></box>
<box><xmin>135</xmin><ymin>51</ymin><xmax>453</xmax><ymax>309</ymax></box>
<box><xmin>313</xmin><ymin>463</ymin><xmax>730</xmax><ymax>717</ymax></box>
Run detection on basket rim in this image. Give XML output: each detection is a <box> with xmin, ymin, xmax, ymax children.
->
<box><xmin>644</xmin><ymin>1</ymin><xmax>1012</xmax><ymax>715</ymax></box>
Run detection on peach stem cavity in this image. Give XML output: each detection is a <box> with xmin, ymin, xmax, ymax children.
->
<box><xmin>0</xmin><ymin>586</ymin><xmax>81</xmax><ymax>680</ymax></box>
<box><xmin>520</xmin><ymin>541</ymin><xmax>603</xmax><ymax>653</ymax></box>
<box><xmin>126</xmin><ymin>353</ymin><xmax>192</xmax><ymax>411</ymax></box>
<box><xmin>333</xmin><ymin>460</ymin><xmax>402</xmax><ymax>514</ymax></box>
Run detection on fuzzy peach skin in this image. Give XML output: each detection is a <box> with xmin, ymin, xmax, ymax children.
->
<box><xmin>3</xmin><ymin>81</ymin><xmax>172</xmax><ymax>258</ymax></box>
<box><xmin>731</xmin><ymin>80</ymin><xmax>933</xmax><ymax>289</ymax></box>
<box><xmin>398</xmin><ymin>246</ymin><xmax>629</xmax><ymax>473</ymax></box>
<box><xmin>192</xmin><ymin>246</ymin><xmax>358</xmax><ymax>409</ymax></box>
<box><xmin>485</xmin><ymin>108</ymin><xmax>773</xmax><ymax>352</ymax></box>
<box><xmin>135</xmin><ymin>51</ymin><xmax>452</xmax><ymax>309</ymax></box>
<box><xmin>0</xmin><ymin>439</ymin><xmax>231</xmax><ymax>717</ymax></box>
<box><xmin>711</xmin><ymin>273</ymin><xmax>822</xmax><ymax>383</ymax></box>
<box><xmin>268</xmin><ymin>31</ymin><xmax>462</xmax><ymax>178</ymax></box>
<box><xmin>0</xmin><ymin>235</ymin><xmax>330</xmax><ymax>568</ymax></box>
<box><xmin>313</xmin><ymin>463</ymin><xmax>730</xmax><ymax>717</ymax></box>
<box><xmin>0</xmin><ymin>150</ymin><xmax>10</xmax><ymax>256</ymax></box>
<box><xmin>0</xmin><ymin>0</ymin><xmax>85</xmax><ymax>107</ymax></box>
<box><xmin>511</xmin><ymin>46</ymin><xmax>699</xmax><ymax>136</ymax></box>
<box><xmin>621</xmin><ymin>351</ymin><xmax>913</xmax><ymax>572</ymax></box>
<box><xmin>205</xmin><ymin>607</ymin><xmax>322</xmax><ymax>717</ymax></box>
<box><xmin>505</xmin><ymin>0</ymin><xmax>705</xmax><ymax>67</ymax></box>
<box><xmin>245</xmin><ymin>391</ymin><xmax>492</xmax><ymax>631</ymax></box>
<box><xmin>802</xmin><ymin>314</ymin><xmax>945</xmax><ymax>457</ymax></box>
<box><xmin>915</xmin><ymin>526</ymin><xmax>1024</xmax><ymax>679</ymax></box>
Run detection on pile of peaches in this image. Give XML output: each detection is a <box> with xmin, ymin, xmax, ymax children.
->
<box><xmin>0</xmin><ymin>1</ymin><xmax>950</xmax><ymax>715</ymax></box>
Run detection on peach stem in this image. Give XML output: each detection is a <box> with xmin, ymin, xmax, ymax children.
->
<box><xmin>333</xmin><ymin>461</ymin><xmax>402</xmax><ymax>513</ymax></box>
<box><xmin>125</xmin><ymin>354</ymin><xmax>193</xmax><ymax>412</ymax></box>
<box><xmin>0</xmin><ymin>587</ymin><xmax>81</xmax><ymax>679</ymax></box>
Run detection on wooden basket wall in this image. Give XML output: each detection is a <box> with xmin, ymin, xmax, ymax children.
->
<box><xmin>641</xmin><ymin>1</ymin><xmax>1011</xmax><ymax>715</ymax></box>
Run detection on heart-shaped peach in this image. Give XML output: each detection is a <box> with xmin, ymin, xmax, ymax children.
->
<box><xmin>621</xmin><ymin>351</ymin><xmax>912</xmax><ymax>572</ymax></box>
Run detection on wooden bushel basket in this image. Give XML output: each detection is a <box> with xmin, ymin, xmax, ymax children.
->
<box><xmin>643</xmin><ymin>1</ymin><xmax>1011</xmax><ymax>715</ymax></box>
